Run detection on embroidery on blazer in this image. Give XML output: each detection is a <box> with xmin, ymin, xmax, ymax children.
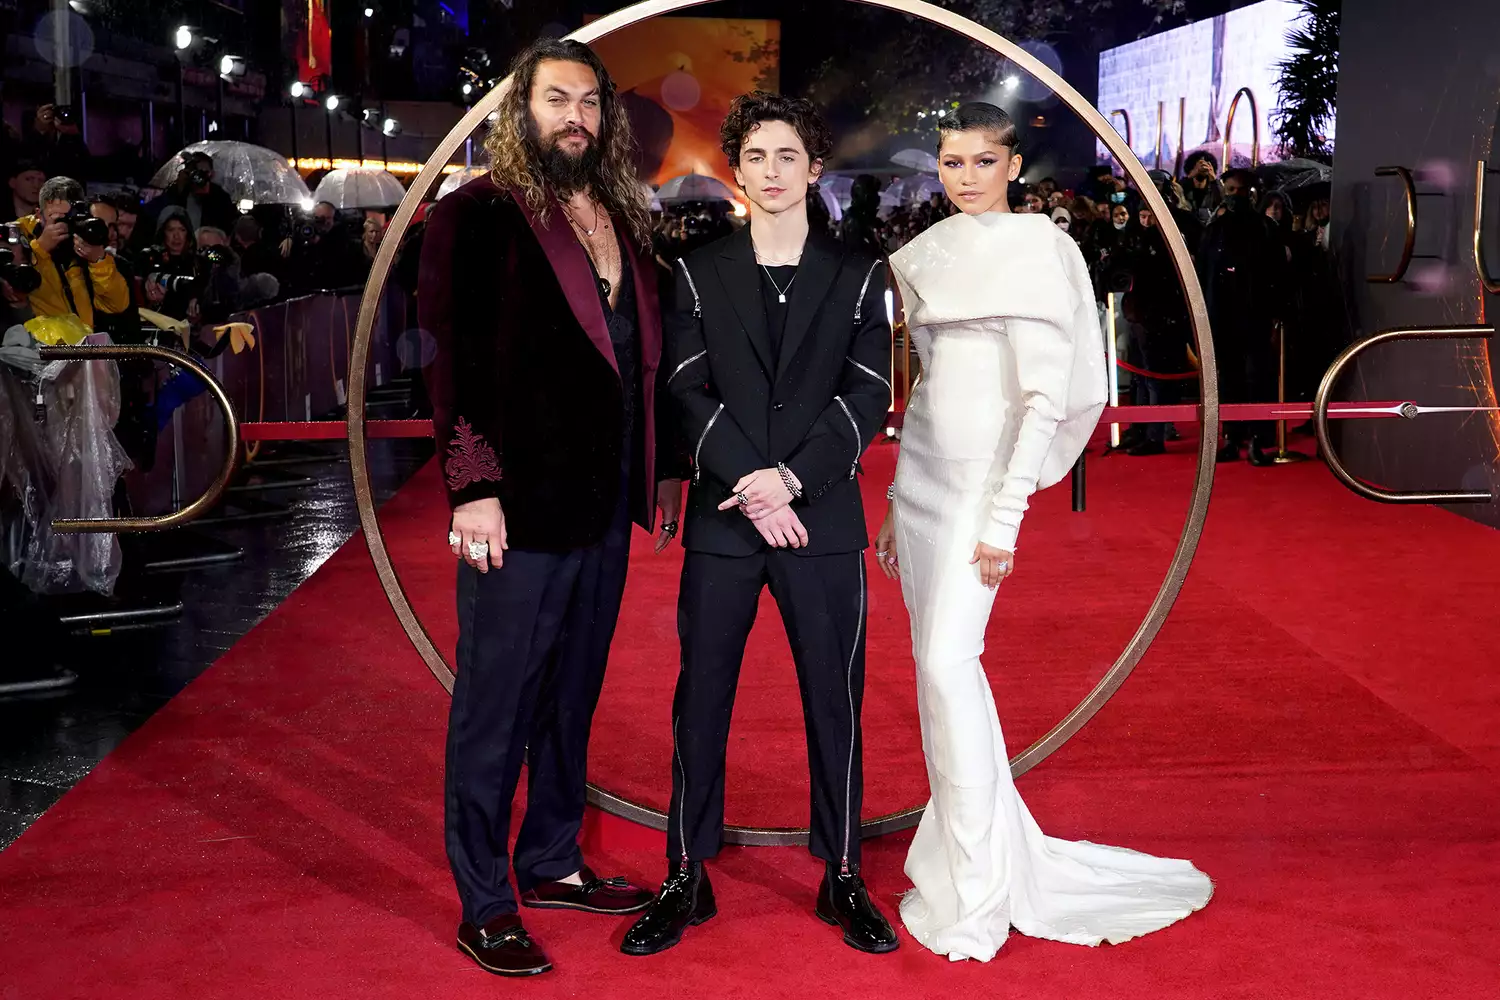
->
<box><xmin>444</xmin><ymin>417</ymin><xmax>502</xmax><ymax>490</ymax></box>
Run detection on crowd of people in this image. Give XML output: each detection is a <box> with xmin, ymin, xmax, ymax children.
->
<box><xmin>2</xmin><ymin>146</ymin><xmax>397</xmax><ymax>343</ymax></box>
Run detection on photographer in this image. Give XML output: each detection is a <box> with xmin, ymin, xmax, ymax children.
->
<box><xmin>22</xmin><ymin>104</ymin><xmax>92</xmax><ymax>181</ymax></box>
<box><xmin>83</xmin><ymin>196</ymin><xmax>143</xmax><ymax>343</ymax></box>
<box><xmin>1181</xmin><ymin>151</ymin><xmax>1224</xmax><ymax>230</ymax></box>
<box><xmin>8</xmin><ymin>160</ymin><xmax>45</xmax><ymax>222</ymax></box>
<box><xmin>141</xmin><ymin>206</ymin><xmax>199</xmax><ymax>321</ymax></box>
<box><xmin>143</xmin><ymin>152</ymin><xmax>238</xmax><ymax>236</ymax></box>
<box><xmin>16</xmin><ymin>176</ymin><xmax>129</xmax><ymax>329</ymax></box>
<box><xmin>282</xmin><ymin>200</ymin><xmax>361</xmax><ymax>293</ymax></box>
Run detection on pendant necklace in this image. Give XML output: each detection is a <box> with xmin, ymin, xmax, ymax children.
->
<box><xmin>760</xmin><ymin>263</ymin><xmax>797</xmax><ymax>304</ymax></box>
<box><xmin>564</xmin><ymin>199</ymin><xmax>612</xmax><ymax>297</ymax></box>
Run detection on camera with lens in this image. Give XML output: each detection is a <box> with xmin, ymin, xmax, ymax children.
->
<box><xmin>143</xmin><ymin>244</ymin><xmax>208</xmax><ymax>296</ymax></box>
<box><xmin>186</xmin><ymin>166</ymin><xmax>211</xmax><ymax>188</ymax></box>
<box><xmin>0</xmin><ymin>224</ymin><xmax>42</xmax><ymax>294</ymax></box>
<box><xmin>62</xmin><ymin>201</ymin><xmax>110</xmax><ymax>249</ymax></box>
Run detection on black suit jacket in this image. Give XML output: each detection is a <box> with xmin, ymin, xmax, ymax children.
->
<box><xmin>420</xmin><ymin>177</ymin><xmax>667</xmax><ymax>552</ymax></box>
<box><xmin>665</xmin><ymin>225</ymin><xmax>892</xmax><ymax>557</ymax></box>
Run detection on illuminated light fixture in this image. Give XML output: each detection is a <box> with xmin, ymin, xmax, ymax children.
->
<box><xmin>487</xmin><ymin>111</ymin><xmax>500</xmax><ymax>122</ymax></box>
<box><xmin>219</xmin><ymin>54</ymin><xmax>247</xmax><ymax>79</ymax></box>
<box><xmin>732</xmin><ymin>201</ymin><xmax>747</xmax><ymax>218</ymax></box>
<box><xmin>325</xmin><ymin>94</ymin><xmax>341</xmax><ymax>112</ymax></box>
<box><xmin>300</xmin><ymin>197</ymin><xmax>316</xmax><ymax>212</ymax></box>
<box><xmin>290</xmin><ymin>81</ymin><xmax>308</xmax><ymax>99</ymax></box>
<box><xmin>461</xmin><ymin>82</ymin><xmax>474</xmax><ymax>96</ymax></box>
<box><xmin>885</xmin><ymin>426</ymin><xmax>897</xmax><ymax>437</ymax></box>
<box><xmin>237</xmin><ymin>198</ymin><xmax>254</xmax><ymax>212</ymax></box>
<box><xmin>174</xmin><ymin>25</ymin><xmax>193</xmax><ymax>50</ymax></box>
<box><xmin>937</xmin><ymin>109</ymin><xmax>946</xmax><ymax>117</ymax></box>
<box><xmin>362</xmin><ymin>108</ymin><xmax>382</xmax><ymax>127</ymax></box>
<box><xmin>364</xmin><ymin>6</ymin><xmax>374</xmax><ymax>16</ymax></box>
<box><xmin>917</xmin><ymin>111</ymin><xmax>926</xmax><ymax>119</ymax></box>
<box><xmin>1003</xmin><ymin>75</ymin><xmax>1020</xmax><ymax>88</ymax></box>
<box><xmin>207</xmin><ymin>120</ymin><xmax>219</xmax><ymax>133</ymax></box>
<box><xmin>382</xmin><ymin>118</ymin><xmax>401</xmax><ymax>137</ymax></box>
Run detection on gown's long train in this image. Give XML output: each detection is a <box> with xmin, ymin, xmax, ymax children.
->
<box><xmin>889</xmin><ymin>212</ymin><xmax>1213</xmax><ymax>962</ymax></box>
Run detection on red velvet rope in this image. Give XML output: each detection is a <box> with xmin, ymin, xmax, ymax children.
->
<box><xmin>1115</xmin><ymin>359</ymin><xmax>1201</xmax><ymax>380</ymax></box>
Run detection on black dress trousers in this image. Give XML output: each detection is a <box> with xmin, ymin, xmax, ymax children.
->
<box><xmin>444</xmin><ymin>491</ymin><xmax>632</xmax><ymax>927</ymax></box>
<box><xmin>667</xmin><ymin>547</ymin><xmax>868</xmax><ymax>869</ymax></box>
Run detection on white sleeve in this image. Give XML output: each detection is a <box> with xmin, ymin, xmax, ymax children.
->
<box><xmin>979</xmin><ymin>315</ymin><xmax>1075</xmax><ymax>553</ymax></box>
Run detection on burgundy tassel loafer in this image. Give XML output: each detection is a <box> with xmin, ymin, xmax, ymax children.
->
<box><xmin>456</xmin><ymin>914</ymin><xmax>552</xmax><ymax>977</ymax></box>
<box><xmin>520</xmin><ymin>865</ymin><xmax>654</xmax><ymax>915</ymax></box>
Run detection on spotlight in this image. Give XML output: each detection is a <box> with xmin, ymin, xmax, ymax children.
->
<box><xmin>362</xmin><ymin>108</ymin><xmax>381</xmax><ymax>127</ymax></box>
<box><xmin>486</xmin><ymin>111</ymin><xmax>500</xmax><ymax>122</ymax></box>
<box><xmin>290</xmin><ymin>81</ymin><xmax>307</xmax><ymax>99</ymax></box>
<box><xmin>300</xmin><ymin>197</ymin><xmax>315</xmax><ymax>212</ymax></box>
<box><xmin>364</xmin><ymin>6</ymin><xmax>374</xmax><ymax>16</ymax></box>
<box><xmin>67</xmin><ymin>0</ymin><xmax>88</xmax><ymax>12</ymax></box>
<box><xmin>325</xmin><ymin>94</ymin><xmax>341</xmax><ymax>112</ymax></box>
<box><xmin>382</xmin><ymin>118</ymin><xmax>401</xmax><ymax>137</ymax></box>
<box><xmin>208</xmin><ymin>120</ymin><xmax>219</xmax><ymax>133</ymax></box>
<box><xmin>174</xmin><ymin>25</ymin><xmax>193</xmax><ymax>50</ymax></box>
<box><xmin>237</xmin><ymin>198</ymin><xmax>254</xmax><ymax>213</ymax></box>
<box><xmin>461</xmin><ymin>82</ymin><xmax>474</xmax><ymax>97</ymax></box>
<box><xmin>219</xmin><ymin>55</ymin><xmax>246</xmax><ymax>79</ymax></box>
<box><xmin>1003</xmin><ymin>75</ymin><xmax>1020</xmax><ymax>89</ymax></box>
<box><xmin>885</xmin><ymin>426</ymin><xmax>897</xmax><ymax>438</ymax></box>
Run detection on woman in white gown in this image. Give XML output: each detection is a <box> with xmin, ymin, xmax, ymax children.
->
<box><xmin>873</xmin><ymin>103</ymin><xmax>1213</xmax><ymax>962</ymax></box>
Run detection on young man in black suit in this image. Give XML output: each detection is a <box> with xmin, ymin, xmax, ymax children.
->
<box><xmin>622</xmin><ymin>92</ymin><xmax>897</xmax><ymax>957</ymax></box>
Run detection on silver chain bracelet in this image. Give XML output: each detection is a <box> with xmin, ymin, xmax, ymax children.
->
<box><xmin>886</xmin><ymin>482</ymin><xmax>896</xmax><ymax>501</ymax></box>
<box><xmin>777</xmin><ymin>462</ymin><xmax>803</xmax><ymax>500</ymax></box>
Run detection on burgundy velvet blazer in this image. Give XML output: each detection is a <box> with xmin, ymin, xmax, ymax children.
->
<box><xmin>419</xmin><ymin>176</ymin><xmax>665</xmax><ymax>551</ymax></box>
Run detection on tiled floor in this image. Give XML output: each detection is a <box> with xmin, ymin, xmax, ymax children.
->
<box><xmin>0</xmin><ymin>435</ymin><xmax>434</xmax><ymax>850</ymax></box>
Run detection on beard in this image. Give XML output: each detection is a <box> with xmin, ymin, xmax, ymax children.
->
<box><xmin>526</xmin><ymin>115</ymin><xmax>603</xmax><ymax>197</ymax></box>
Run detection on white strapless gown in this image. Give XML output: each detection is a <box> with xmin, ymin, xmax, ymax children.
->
<box><xmin>889</xmin><ymin>213</ymin><xmax>1213</xmax><ymax>962</ymax></box>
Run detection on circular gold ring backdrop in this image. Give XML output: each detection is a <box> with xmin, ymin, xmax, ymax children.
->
<box><xmin>347</xmin><ymin>0</ymin><xmax>1219</xmax><ymax>847</ymax></box>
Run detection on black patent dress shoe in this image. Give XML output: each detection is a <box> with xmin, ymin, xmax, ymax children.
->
<box><xmin>1216</xmin><ymin>443</ymin><xmax>1242</xmax><ymax>463</ymax></box>
<box><xmin>620</xmin><ymin>860</ymin><xmax>716</xmax><ymax>956</ymax></box>
<box><xmin>1247</xmin><ymin>442</ymin><xmax>1275</xmax><ymax>466</ymax></box>
<box><xmin>521</xmin><ymin>864</ymin><xmax>654</xmax><ymax>914</ymax></box>
<box><xmin>816</xmin><ymin>865</ymin><xmax>899</xmax><ymax>954</ymax></box>
<box><xmin>456</xmin><ymin>914</ymin><xmax>552</xmax><ymax>977</ymax></box>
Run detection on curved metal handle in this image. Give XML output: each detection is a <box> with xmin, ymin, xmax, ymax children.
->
<box><xmin>1474</xmin><ymin>160</ymin><xmax>1500</xmax><ymax>294</ymax></box>
<box><xmin>1313</xmin><ymin>325</ymin><xmax>1494</xmax><ymax>504</ymax></box>
<box><xmin>1221</xmin><ymin>86</ymin><xmax>1260</xmax><ymax>169</ymax></box>
<box><xmin>1109</xmin><ymin>108</ymin><xmax>1132</xmax><ymax>150</ymax></box>
<box><xmin>39</xmin><ymin>343</ymin><xmax>240</xmax><ymax>532</ymax></box>
<box><xmin>1369</xmin><ymin>166</ymin><xmax>1418</xmax><ymax>284</ymax></box>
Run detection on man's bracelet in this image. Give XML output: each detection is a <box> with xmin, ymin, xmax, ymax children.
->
<box><xmin>777</xmin><ymin>462</ymin><xmax>803</xmax><ymax>500</ymax></box>
<box><xmin>886</xmin><ymin>482</ymin><xmax>896</xmax><ymax>501</ymax></box>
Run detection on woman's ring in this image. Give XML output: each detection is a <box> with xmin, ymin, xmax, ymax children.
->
<box><xmin>468</xmin><ymin>540</ymin><xmax>489</xmax><ymax>562</ymax></box>
<box><xmin>448</xmin><ymin>531</ymin><xmax>460</xmax><ymax>547</ymax></box>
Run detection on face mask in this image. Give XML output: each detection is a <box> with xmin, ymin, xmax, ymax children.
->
<box><xmin>1113</xmin><ymin>220</ymin><xmax>1128</xmax><ymax>231</ymax></box>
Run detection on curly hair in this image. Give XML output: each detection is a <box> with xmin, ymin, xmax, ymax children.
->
<box><xmin>719</xmin><ymin>91</ymin><xmax>833</xmax><ymax>171</ymax></box>
<box><xmin>482</xmin><ymin>38</ymin><xmax>651</xmax><ymax>248</ymax></box>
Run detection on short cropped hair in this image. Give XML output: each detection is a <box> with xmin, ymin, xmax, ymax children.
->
<box><xmin>38</xmin><ymin>176</ymin><xmax>84</xmax><ymax>206</ymax></box>
<box><xmin>937</xmin><ymin>102</ymin><xmax>1020</xmax><ymax>154</ymax></box>
<box><xmin>720</xmin><ymin>91</ymin><xmax>833</xmax><ymax>168</ymax></box>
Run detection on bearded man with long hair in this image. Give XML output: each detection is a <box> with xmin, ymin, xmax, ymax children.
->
<box><xmin>419</xmin><ymin>37</ymin><xmax>683</xmax><ymax>978</ymax></box>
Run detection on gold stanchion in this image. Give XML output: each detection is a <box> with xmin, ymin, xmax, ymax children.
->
<box><xmin>1273</xmin><ymin>320</ymin><xmax>1311</xmax><ymax>464</ymax></box>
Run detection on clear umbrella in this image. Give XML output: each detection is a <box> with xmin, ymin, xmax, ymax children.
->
<box><xmin>312</xmin><ymin>167</ymin><xmax>408</xmax><ymax>210</ymax></box>
<box><xmin>150</xmin><ymin>140</ymin><xmax>311</xmax><ymax>207</ymax></box>
<box><xmin>435</xmin><ymin>165</ymin><xmax>490</xmax><ymax>200</ymax></box>
<box><xmin>891</xmin><ymin>148</ymin><xmax>940</xmax><ymax>173</ymax></box>
<box><xmin>656</xmin><ymin>173</ymin><xmax>735</xmax><ymax>204</ymax></box>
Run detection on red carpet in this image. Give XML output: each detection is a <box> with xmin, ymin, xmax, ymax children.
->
<box><xmin>3</xmin><ymin>433</ymin><xmax>1500</xmax><ymax>998</ymax></box>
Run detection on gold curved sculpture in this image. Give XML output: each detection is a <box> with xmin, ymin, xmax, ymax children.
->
<box><xmin>1221</xmin><ymin>86</ymin><xmax>1260</xmax><ymax>169</ymax></box>
<box><xmin>1109</xmin><ymin>108</ymin><xmax>1133</xmax><ymax>150</ymax></box>
<box><xmin>346</xmin><ymin>0</ymin><xmax>1219</xmax><ymax>846</ymax></box>
<box><xmin>1369</xmin><ymin>166</ymin><xmax>1417</xmax><ymax>284</ymax></box>
<box><xmin>1474</xmin><ymin>161</ymin><xmax>1500</xmax><ymax>294</ymax></box>
<box><xmin>42</xmin><ymin>343</ymin><xmax>241</xmax><ymax>533</ymax></box>
<box><xmin>1313</xmin><ymin>325</ymin><xmax>1495</xmax><ymax>504</ymax></box>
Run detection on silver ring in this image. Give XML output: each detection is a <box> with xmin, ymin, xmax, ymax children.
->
<box><xmin>736</xmin><ymin>492</ymin><xmax>750</xmax><ymax>506</ymax></box>
<box><xmin>468</xmin><ymin>540</ymin><xmax>489</xmax><ymax>562</ymax></box>
<box><xmin>448</xmin><ymin>531</ymin><xmax>460</xmax><ymax>547</ymax></box>
<box><xmin>997</xmin><ymin>561</ymin><xmax>1009</xmax><ymax>572</ymax></box>
<box><xmin>875</xmin><ymin>550</ymin><xmax>888</xmax><ymax>556</ymax></box>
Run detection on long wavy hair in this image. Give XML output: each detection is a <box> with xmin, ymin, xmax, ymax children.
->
<box><xmin>483</xmin><ymin>39</ymin><xmax>652</xmax><ymax>248</ymax></box>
